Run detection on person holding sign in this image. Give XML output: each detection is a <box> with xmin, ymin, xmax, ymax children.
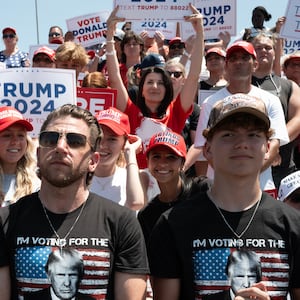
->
<box><xmin>106</xmin><ymin>4</ymin><xmax>204</xmax><ymax>169</ymax></box>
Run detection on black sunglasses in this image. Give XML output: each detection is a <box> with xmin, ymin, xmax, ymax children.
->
<box><xmin>48</xmin><ymin>32</ymin><xmax>61</xmax><ymax>38</ymax></box>
<box><xmin>39</xmin><ymin>131</ymin><xmax>89</xmax><ymax>149</ymax></box>
<box><xmin>167</xmin><ymin>71</ymin><xmax>183</xmax><ymax>78</ymax></box>
<box><xmin>169</xmin><ymin>43</ymin><xmax>185</xmax><ymax>50</ymax></box>
<box><xmin>3</xmin><ymin>34</ymin><xmax>16</xmax><ymax>39</ymax></box>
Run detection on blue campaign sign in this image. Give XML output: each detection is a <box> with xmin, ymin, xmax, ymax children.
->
<box><xmin>0</xmin><ymin>68</ymin><xmax>77</xmax><ymax>138</ymax></box>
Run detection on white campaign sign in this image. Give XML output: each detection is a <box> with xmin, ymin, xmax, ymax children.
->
<box><xmin>181</xmin><ymin>0</ymin><xmax>236</xmax><ymax>40</ymax></box>
<box><xmin>280</xmin><ymin>0</ymin><xmax>300</xmax><ymax>40</ymax></box>
<box><xmin>131</xmin><ymin>21</ymin><xmax>177</xmax><ymax>39</ymax></box>
<box><xmin>0</xmin><ymin>68</ymin><xmax>77</xmax><ymax>138</ymax></box>
<box><xmin>114</xmin><ymin>0</ymin><xmax>195</xmax><ymax>21</ymax></box>
<box><xmin>66</xmin><ymin>11</ymin><xmax>109</xmax><ymax>47</ymax></box>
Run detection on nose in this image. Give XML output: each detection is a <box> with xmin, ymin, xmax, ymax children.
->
<box><xmin>55</xmin><ymin>134</ymin><xmax>68</xmax><ymax>150</ymax></box>
<box><xmin>63</xmin><ymin>274</ymin><xmax>71</xmax><ymax>286</ymax></box>
<box><xmin>234</xmin><ymin>135</ymin><xmax>249</xmax><ymax>148</ymax></box>
<box><xmin>242</xmin><ymin>275</ymin><xmax>251</xmax><ymax>288</ymax></box>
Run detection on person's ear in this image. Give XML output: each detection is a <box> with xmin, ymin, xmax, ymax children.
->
<box><xmin>203</xmin><ymin>141</ymin><xmax>212</xmax><ymax>161</ymax></box>
<box><xmin>89</xmin><ymin>152</ymin><xmax>100</xmax><ymax>172</ymax></box>
<box><xmin>264</xmin><ymin>140</ymin><xmax>271</xmax><ymax>161</ymax></box>
<box><xmin>252</xmin><ymin>59</ymin><xmax>259</xmax><ymax>72</ymax></box>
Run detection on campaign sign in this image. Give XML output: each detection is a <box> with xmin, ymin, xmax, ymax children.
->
<box><xmin>114</xmin><ymin>0</ymin><xmax>194</xmax><ymax>21</ymax></box>
<box><xmin>181</xmin><ymin>0</ymin><xmax>236</xmax><ymax>40</ymax></box>
<box><xmin>280</xmin><ymin>0</ymin><xmax>300</xmax><ymax>40</ymax></box>
<box><xmin>0</xmin><ymin>68</ymin><xmax>77</xmax><ymax>138</ymax></box>
<box><xmin>131</xmin><ymin>20</ymin><xmax>177</xmax><ymax>40</ymax></box>
<box><xmin>28</xmin><ymin>44</ymin><xmax>59</xmax><ymax>65</ymax></box>
<box><xmin>284</xmin><ymin>38</ymin><xmax>300</xmax><ymax>55</ymax></box>
<box><xmin>77</xmin><ymin>87</ymin><xmax>118</xmax><ymax>115</ymax></box>
<box><xmin>66</xmin><ymin>11</ymin><xmax>109</xmax><ymax>48</ymax></box>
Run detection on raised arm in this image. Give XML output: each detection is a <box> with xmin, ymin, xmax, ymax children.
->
<box><xmin>105</xmin><ymin>6</ymin><xmax>129</xmax><ymax>112</ymax></box>
<box><xmin>180</xmin><ymin>4</ymin><xmax>204</xmax><ymax>112</ymax></box>
<box><xmin>124</xmin><ymin>135</ymin><xmax>147</xmax><ymax>210</ymax></box>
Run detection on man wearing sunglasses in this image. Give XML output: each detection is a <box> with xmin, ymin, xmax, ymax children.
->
<box><xmin>48</xmin><ymin>25</ymin><xmax>64</xmax><ymax>44</ymax></box>
<box><xmin>0</xmin><ymin>104</ymin><xmax>149</xmax><ymax>299</ymax></box>
<box><xmin>167</xmin><ymin>37</ymin><xmax>185</xmax><ymax>60</ymax></box>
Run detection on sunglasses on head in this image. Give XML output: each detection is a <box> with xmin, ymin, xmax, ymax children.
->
<box><xmin>48</xmin><ymin>32</ymin><xmax>61</xmax><ymax>38</ymax></box>
<box><xmin>169</xmin><ymin>43</ymin><xmax>185</xmax><ymax>50</ymax></box>
<box><xmin>3</xmin><ymin>34</ymin><xmax>16</xmax><ymax>39</ymax></box>
<box><xmin>39</xmin><ymin>131</ymin><xmax>89</xmax><ymax>149</ymax></box>
<box><xmin>167</xmin><ymin>71</ymin><xmax>183</xmax><ymax>78</ymax></box>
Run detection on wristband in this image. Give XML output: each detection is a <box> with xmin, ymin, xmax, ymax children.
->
<box><xmin>106</xmin><ymin>50</ymin><xmax>116</xmax><ymax>56</ymax></box>
<box><xmin>183</xmin><ymin>49</ymin><xmax>191</xmax><ymax>58</ymax></box>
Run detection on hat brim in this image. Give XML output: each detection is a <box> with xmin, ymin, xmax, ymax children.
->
<box><xmin>0</xmin><ymin>119</ymin><xmax>33</xmax><ymax>132</ymax></box>
<box><xmin>145</xmin><ymin>143</ymin><xmax>186</xmax><ymax>159</ymax></box>
<box><xmin>213</xmin><ymin>107</ymin><xmax>270</xmax><ymax>130</ymax></box>
<box><xmin>99</xmin><ymin>121</ymin><xmax>128</xmax><ymax>136</ymax></box>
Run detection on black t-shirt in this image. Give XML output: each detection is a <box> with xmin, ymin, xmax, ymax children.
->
<box><xmin>0</xmin><ymin>192</ymin><xmax>149</xmax><ymax>299</ymax></box>
<box><xmin>149</xmin><ymin>192</ymin><xmax>300</xmax><ymax>300</ymax></box>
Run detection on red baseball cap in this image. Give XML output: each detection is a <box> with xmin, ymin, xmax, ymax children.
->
<box><xmin>2</xmin><ymin>27</ymin><xmax>16</xmax><ymax>35</ymax></box>
<box><xmin>205</xmin><ymin>47</ymin><xmax>226</xmax><ymax>59</ymax></box>
<box><xmin>283</xmin><ymin>50</ymin><xmax>300</xmax><ymax>67</ymax></box>
<box><xmin>146</xmin><ymin>131</ymin><xmax>186</xmax><ymax>159</ymax></box>
<box><xmin>169</xmin><ymin>37</ymin><xmax>184</xmax><ymax>46</ymax></box>
<box><xmin>0</xmin><ymin>106</ymin><xmax>33</xmax><ymax>132</ymax></box>
<box><xmin>226</xmin><ymin>41</ymin><xmax>257</xmax><ymax>59</ymax></box>
<box><xmin>95</xmin><ymin>107</ymin><xmax>130</xmax><ymax>136</ymax></box>
<box><xmin>33</xmin><ymin>46</ymin><xmax>56</xmax><ymax>62</ymax></box>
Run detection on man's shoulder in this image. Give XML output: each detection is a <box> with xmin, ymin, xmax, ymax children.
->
<box><xmin>88</xmin><ymin>192</ymin><xmax>135</xmax><ymax>217</ymax></box>
<box><xmin>204</xmin><ymin>87</ymin><xmax>229</xmax><ymax>105</ymax></box>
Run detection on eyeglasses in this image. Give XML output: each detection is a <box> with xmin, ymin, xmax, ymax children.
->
<box><xmin>39</xmin><ymin>131</ymin><xmax>89</xmax><ymax>149</ymax></box>
<box><xmin>167</xmin><ymin>71</ymin><xmax>183</xmax><ymax>78</ymax></box>
<box><xmin>3</xmin><ymin>34</ymin><xmax>16</xmax><ymax>39</ymax></box>
<box><xmin>169</xmin><ymin>43</ymin><xmax>185</xmax><ymax>50</ymax></box>
<box><xmin>48</xmin><ymin>32</ymin><xmax>61</xmax><ymax>38</ymax></box>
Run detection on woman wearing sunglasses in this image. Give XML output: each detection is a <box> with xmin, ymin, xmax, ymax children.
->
<box><xmin>0</xmin><ymin>106</ymin><xmax>40</xmax><ymax>207</ymax></box>
<box><xmin>106</xmin><ymin>4</ymin><xmax>204</xmax><ymax>169</ymax></box>
<box><xmin>0</xmin><ymin>27</ymin><xmax>29</xmax><ymax>68</ymax></box>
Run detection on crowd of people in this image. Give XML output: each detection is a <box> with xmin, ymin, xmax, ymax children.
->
<box><xmin>0</xmin><ymin>4</ymin><xmax>300</xmax><ymax>300</ymax></box>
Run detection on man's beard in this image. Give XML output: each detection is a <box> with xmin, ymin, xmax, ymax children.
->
<box><xmin>39</xmin><ymin>165</ymin><xmax>87</xmax><ymax>187</ymax></box>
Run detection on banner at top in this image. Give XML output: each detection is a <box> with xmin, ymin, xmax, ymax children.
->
<box><xmin>114</xmin><ymin>0</ymin><xmax>195</xmax><ymax>21</ymax></box>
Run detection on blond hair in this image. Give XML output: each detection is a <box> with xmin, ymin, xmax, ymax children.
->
<box><xmin>0</xmin><ymin>135</ymin><xmax>40</xmax><ymax>205</ymax></box>
<box><xmin>55</xmin><ymin>41</ymin><xmax>89</xmax><ymax>68</ymax></box>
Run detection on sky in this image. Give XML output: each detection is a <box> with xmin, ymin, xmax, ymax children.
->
<box><xmin>0</xmin><ymin>0</ymin><xmax>289</xmax><ymax>52</ymax></box>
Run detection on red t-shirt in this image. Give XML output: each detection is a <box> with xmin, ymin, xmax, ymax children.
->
<box><xmin>124</xmin><ymin>95</ymin><xmax>192</xmax><ymax>168</ymax></box>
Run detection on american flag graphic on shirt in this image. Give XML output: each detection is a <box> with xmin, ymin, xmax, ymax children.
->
<box><xmin>193</xmin><ymin>248</ymin><xmax>289</xmax><ymax>300</ymax></box>
<box><xmin>15</xmin><ymin>246</ymin><xmax>110</xmax><ymax>299</ymax></box>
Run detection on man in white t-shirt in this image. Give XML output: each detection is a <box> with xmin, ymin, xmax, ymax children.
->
<box><xmin>187</xmin><ymin>41</ymin><xmax>289</xmax><ymax>196</ymax></box>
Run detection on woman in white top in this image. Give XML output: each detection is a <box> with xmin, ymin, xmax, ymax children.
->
<box><xmin>90</xmin><ymin>107</ymin><xmax>146</xmax><ymax>210</ymax></box>
<box><xmin>0</xmin><ymin>106</ymin><xmax>40</xmax><ymax>207</ymax></box>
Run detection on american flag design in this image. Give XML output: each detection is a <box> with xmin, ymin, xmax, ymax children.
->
<box><xmin>193</xmin><ymin>247</ymin><xmax>289</xmax><ymax>300</ymax></box>
<box><xmin>15</xmin><ymin>246</ymin><xmax>110</xmax><ymax>299</ymax></box>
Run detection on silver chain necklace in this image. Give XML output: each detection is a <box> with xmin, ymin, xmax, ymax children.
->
<box><xmin>208</xmin><ymin>191</ymin><xmax>261</xmax><ymax>240</ymax></box>
<box><xmin>40</xmin><ymin>198</ymin><xmax>87</xmax><ymax>248</ymax></box>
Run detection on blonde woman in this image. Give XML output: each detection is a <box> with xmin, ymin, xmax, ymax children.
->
<box><xmin>0</xmin><ymin>106</ymin><xmax>40</xmax><ymax>207</ymax></box>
